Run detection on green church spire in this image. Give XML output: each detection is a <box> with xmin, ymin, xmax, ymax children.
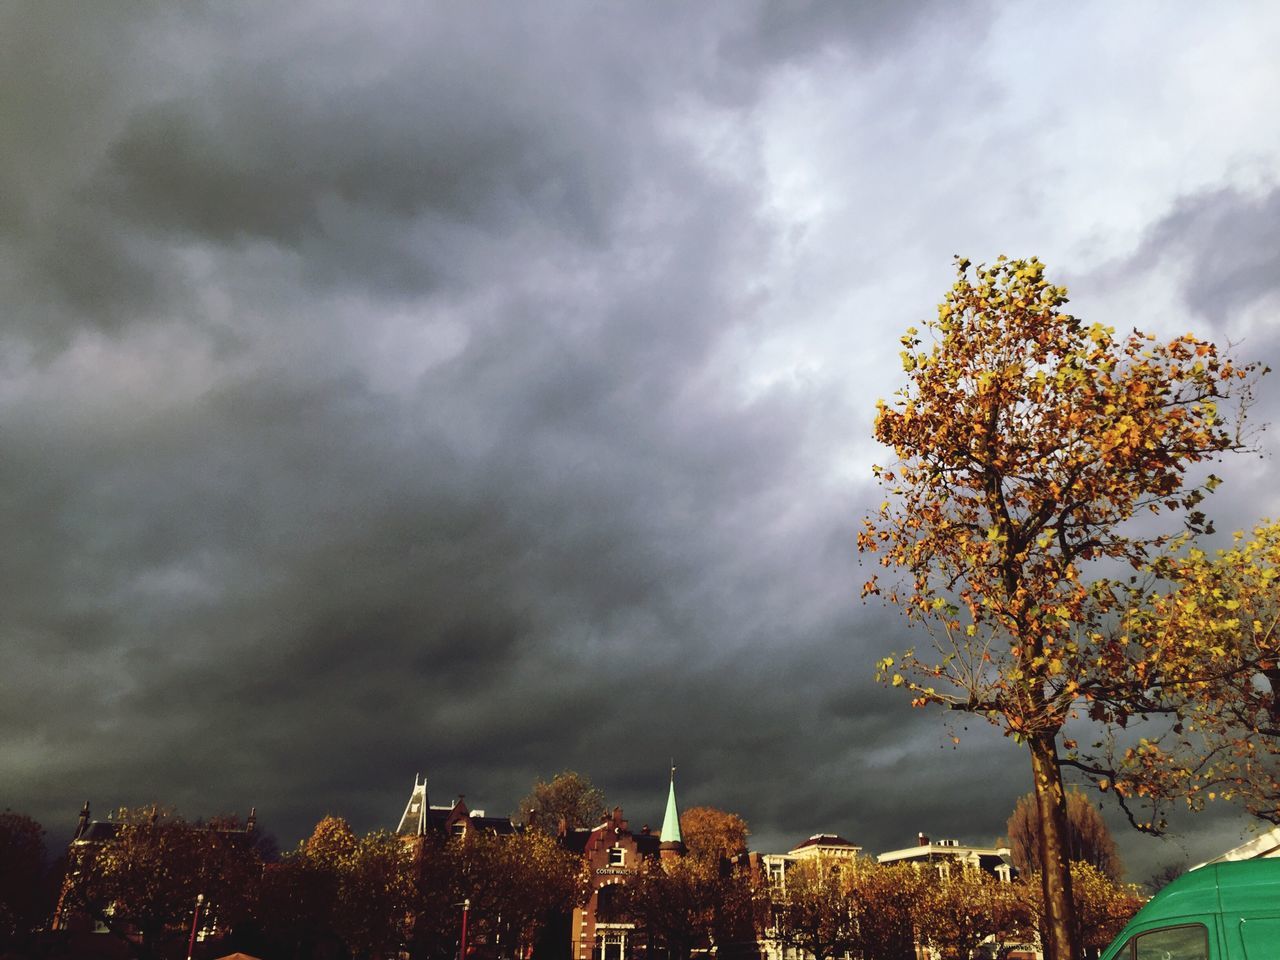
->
<box><xmin>660</xmin><ymin>763</ymin><xmax>682</xmax><ymax>844</ymax></box>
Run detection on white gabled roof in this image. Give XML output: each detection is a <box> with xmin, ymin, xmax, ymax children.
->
<box><xmin>1195</xmin><ymin>825</ymin><xmax>1280</xmax><ymax>868</ymax></box>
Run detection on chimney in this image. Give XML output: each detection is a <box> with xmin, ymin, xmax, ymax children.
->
<box><xmin>918</xmin><ymin>832</ymin><xmax>930</xmax><ymax>846</ymax></box>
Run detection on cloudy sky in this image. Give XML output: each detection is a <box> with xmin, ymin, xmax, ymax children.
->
<box><xmin>4</xmin><ymin>1</ymin><xmax>1280</xmax><ymax>880</ymax></box>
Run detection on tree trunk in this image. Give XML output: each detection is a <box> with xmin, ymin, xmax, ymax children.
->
<box><xmin>1028</xmin><ymin>732</ymin><xmax>1078</xmax><ymax>960</ymax></box>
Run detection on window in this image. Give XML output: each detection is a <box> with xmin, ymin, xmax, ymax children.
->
<box><xmin>1130</xmin><ymin>924</ymin><xmax>1208</xmax><ymax>960</ymax></box>
<box><xmin>452</xmin><ymin>823</ymin><xmax>466</xmax><ymax>836</ymax></box>
<box><xmin>596</xmin><ymin>884</ymin><xmax>622</xmax><ymax>923</ymax></box>
<box><xmin>608</xmin><ymin>847</ymin><xmax>625</xmax><ymax>867</ymax></box>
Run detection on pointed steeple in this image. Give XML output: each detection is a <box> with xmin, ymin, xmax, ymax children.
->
<box><xmin>659</xmin><ymin>763</ymin><xmax>684</xmax><ymax>859</ymax></box>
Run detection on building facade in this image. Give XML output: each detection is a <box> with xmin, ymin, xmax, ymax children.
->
<box><xmin>395</xmin><ymin>773</ymin><xmax>518</xmax><ymax>840</ymax></box>
<box><xmin>759</xmin><ymin>833</ymin><xmax>864</xmax><ymax>893</ymax></box>
<box><xmin>877</xmin><ymin>832</ymin><xmax>1015</xmax><ymax>882</ymax></box>
<box><xmin>394</xmin><ymin>769</ymin><xmax>686</xmax><ymax>960</ymax></box>
<box><xmin>561</xmin><ymin>771</ymin><xmax>685</xmax><ymax>960</ymax></box>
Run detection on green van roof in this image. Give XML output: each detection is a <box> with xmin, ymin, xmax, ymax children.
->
<box><xmin>1131</xmin><ymin>860</ymin><xmax>1280</xmax><ymax>927</ymax></box>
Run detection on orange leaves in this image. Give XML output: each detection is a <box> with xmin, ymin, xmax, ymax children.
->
<box><xmin>862</xmin><ymin>254</ymin><xmax>1267</xmax><ymax>761</ymax></box>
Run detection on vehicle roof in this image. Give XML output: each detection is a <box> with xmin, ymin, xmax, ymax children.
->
<box><xmin>1136</xmin><ymin>860</ymin><xmax>1280</xmax><ymax>926</ymax></box>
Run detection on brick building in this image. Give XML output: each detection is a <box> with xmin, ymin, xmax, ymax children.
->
<box><xmin>559</xmin><ymin>769</ymin><xmax>685</xmax><ymax>960</ymax></box>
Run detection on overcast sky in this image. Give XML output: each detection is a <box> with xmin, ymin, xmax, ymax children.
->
<box><xmin>4</xmin><ymin>1</ymin><xmax>1280</xmax><ymax>881</ymax></box>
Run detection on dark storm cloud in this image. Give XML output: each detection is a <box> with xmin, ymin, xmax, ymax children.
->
<box><xmin>2</xmin><ymin>0</ymin><xmax>958</xmax><ymax>856</ymax></box>
<box><xmin>4</xmin><ymin>0</ymin><xmax>1275</xmax><ymax>885</ymax></box>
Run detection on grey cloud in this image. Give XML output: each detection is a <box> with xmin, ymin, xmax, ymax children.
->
<box><xmin>4</xmin><ymin>1</ymin><xmax>1277</xmax><ymax>890</ymax></box>
<box><xmin>1091</xmin><ymin>184</ymin><xmax>1280</xmax><ymax>527</ymax></box>
<box><xmin>1135</xmin><ymin>185</ymin><xmax>1280</xmax><ymax>328</ymax></box>
<box><xmin>732</xmin><ymin>0</ymin><xmax>980</xmax><ymax>66</ymax></box>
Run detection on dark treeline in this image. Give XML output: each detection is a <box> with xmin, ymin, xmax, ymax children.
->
<box><xmin>1</xmin><ymin>773</ymin><xmax>1147</xmax><ymax>960</ymax></box>
<box><xmin>7</xmin><ymin>806</ymin><xmax>582</xmax><ymax>960</ymax></box>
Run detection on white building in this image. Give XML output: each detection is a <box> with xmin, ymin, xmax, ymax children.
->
<box><xmin>877</xmin><ymin>832</ymin><xmax>1015</xmax><ymax>882</ymax></box>
<box><xmin>762</xmin><ymin>833</ymin><xmax>863</xmax><ymax>891</ymax></box>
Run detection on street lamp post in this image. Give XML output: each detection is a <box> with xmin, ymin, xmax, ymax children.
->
<box><xmin>186</xmin><ymin>893</ymin><xmax>205</xmax><ymax>960</ymax></box>
<box><xmin>459</xmin><ymin>898</ymin><xmax>470</xmax><ymax>960</ymax></box>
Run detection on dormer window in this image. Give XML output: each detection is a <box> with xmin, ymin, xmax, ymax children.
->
<box><xmin>608</xmin><ymin>847</ymin><xmax>625</xmax><ymax>867</ymax></box>
<box><xmin>452</xmin><ymin>823</ymin><xmax>466</xmax><ymax>836</ymax></box>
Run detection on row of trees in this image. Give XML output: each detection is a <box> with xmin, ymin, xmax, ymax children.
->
<box><xmin>861</xmin><ymin>254</ymin><xmax>1274</xmax><ymax>960</ymax></box>
<box><xmin>0</xmin><ymin>773</ymin><xmax>1144</xmax><ymax>960</ymax></box>
<box><xmin>770</xmin><ymin>858</ymin><xmax>1141</xmax><ymax>960</ymax></box>
<box><xmin>45</xmin><ymin>807</ymin><xmax>584</xmax><ymax>960</ymax></box>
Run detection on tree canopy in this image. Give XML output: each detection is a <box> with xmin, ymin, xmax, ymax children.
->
<box><xmin>765</xmin><ymin>858</ymin><xmax>861</xmax><ymax>960</ymax></box>
<box><xmin>913</xmin><ymin>871</ymin><xmax>1033</xmax><ymax>960</ymax></box>
<box><xmin>681</xmin><ymin>806</ymin><xmax>749</xmax><ymax>871</ymax></box>
<box><xmin>1006</xmin><ymin>788</ymin><xmax>1122</xmax><ymax>880</ymax></box>
<box><xmin>1073</xmin><ymin>520</ymin><xmax>1280</xmax><ymax>830</ymax></box>
<box><xmin>60</xmin><ymin>808</ymin><xmax>261</xmax><ymax>960</ymax></box>
<box><xmin>515</xmin><ymin>770</ymin><xmax>608</xmax><ymax>834</ymax></box>
<box><xmin>860</xmin><ymin>255</ymin><xmax>1262</xmax><ymax>960</ymax></box>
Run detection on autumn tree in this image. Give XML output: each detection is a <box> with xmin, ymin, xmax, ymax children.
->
<box><xmin>914</xmin><ymin>871</ymin><xmax>1034</xmax><ymax>960</ymax></box>
<box><xmin>1073</xmin><ymin>520</ymin><xmax>1280</xmax><ymax>830</ymax></box>
<box><xmin>61</xmin><ymin>808</ymin><xmax>261</xmax><ymax>960</ymax></box>
<box><xmin>681</xmin><ymin>806</ymin><xmax>749</xmax><ymax>871</ymax></box>
<box><xmin>709</xmin><ymin>867</ymin><xmax>764</xmax><ymax>960</ymax></box>
<box><xmin>624</xmin><ymin>857</ymin><xmax>725</xmax><ymax>960</ymax></box>
<box><xmin>303</xmin><ymin>814</ymin><xmax>357</xmax><ymax>861</ymax></box>
<box><xmin>860</xmin><ymin>256</ymin><xmax>1262</xmax><ymax>960</ymax></box>
<box><xmin>1069</xmin><ymin>863</ymin><xmax>1144</xmax><ymax>955</ymax></box>
<box><xmin>404</xmin><ymin>839</ymin><xmax>457</xmax><ymax>960</ymax></box>
<box><xmin>0</xmin><ymin>812</ymin><xmax>49</xmax><ymax>950</ymax></box>
<box><xmin>677</xmin><ymin>807</ymin><xmax>756</xmax><ymax>953</ymax></box>
<box><xmin>846</xmin><ymin>863</ymin><xmax>925</xmax><ymax>960</ymax></box>
<box><xmin>256</xmin><ymin>854</ymin><xmax>343</xmax><ymax>960</ymax></box>
<box><xmin>442</xmin><ymin>829</ymin><xmax>584</xmax><ymax>960</ymax></box>
<box><xmin>515</xmin><ymin>771</ymin><xmax>608</xmax><ymax>834</ymax></box>
<box><xmin>1018</xmin><ymin>861</ymin><xmax>1142</xmax><ymax>958</ymax></box>
<box><xmin>287</xmin><ymin>817</ymin><xmax>417</xmax><ymax>960</ymax></box>
<box><xmin>340</xmin><ymin>831</ymin><xmax>418</xmax><ymax>960</ymax></box>
<box><xmin>1006</xmin><ymin>789</ymin><xmax>1122</xmax><ymax>880</ymax></box>
<box><xmin>766</xmin><ymin>860</ymin><xmax>924</xmax><ymax>960</ymax></box>
<box><xmin>765</xmin><ymin>858</ymin><xmax>861</xmax><ymax>960</ymax></box>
